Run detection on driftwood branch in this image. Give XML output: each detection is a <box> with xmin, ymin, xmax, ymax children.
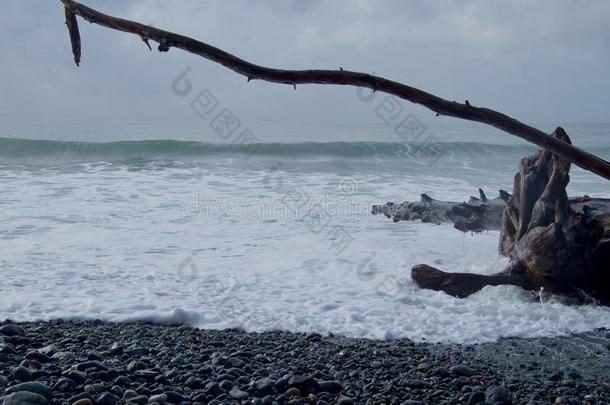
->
<box><xmin>64</xmin><ymin>6</ymin><xmax>80</xmax><ymax>66</ymax></box>
<box><xmin>59</xmin><ymin>0</ymin><xmax>610</xmax><ymax>181</ymax></box>
<box><xmin>372</xmin><ymin>189</ymin><xmax>510</xmax><ymax>232</ymax></box>
<box><xmin>372</xmin><ymin>190</ymin><xmax>610</xmax><ymax>234</ymax></box>
<box><xmin>411</xmin><ymin>264</ymin><xmax>533</xmax><ymax>298</ymax></box>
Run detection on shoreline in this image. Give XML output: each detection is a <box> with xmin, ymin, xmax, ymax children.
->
<box><xmin>1</xmin><ymin>320</ymin><xmax>608</xmax><ymax>405</ymax></box>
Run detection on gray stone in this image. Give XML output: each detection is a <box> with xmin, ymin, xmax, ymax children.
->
<box><xmin>148</xmin><ymin>394</ymin><xmax>166</xmax><ymax>404</ymax></box>
<box><xmin>229</xmin><ymin>387</ymin><xmax>248</xmax><ymax>400</ymax></box>
<box><xmin>24</xmin><ymin>352</ymin><xmax>51</xmax><ymax>364</ymax></box>
<box><xmin>450</xmin><ymin>365</ymin><xmax>475</xmax><ymax>377</ymax></box>
<box><xmin>287</xmin><ymin>375</ymin><xmax>319</xmax><ymax>394</ymax></box>
<box><xmin>126</xmin><ymin>361</ymin><xmax>145</xmax><ymax>372</ymax></box>
<box><xmin>67</xmin><ymin>393</ymin><xmax>90</xmax><ymax>404</ymax></box>
<box><xmin>109</xmin><ymin>386</ymin><xmax>122</xmax><ymax>397</ymax></box>
<box><xmin>108</xmin><ymin>343</ymin><xmax>123</xmax><ymax>355</ymax></box>
<box><xmin>184</xmin><ymin>376</ymin><xmax>204</xmax><ymax>389</ymax></box>
<box><xmin>337</xmin><ymin>396</ymin><xmax>353</xmax><ymax>405</ymax></box>
<box><xmin>72</xmin><ymin>399</ymin><xmax>93</xmax><ymax>405</ymax></box>
<box><xmin>203</xmin><ymin>382</ymin><xmax>221</xmax><ymax>396</ymax></box>
<box><xmin>228</xmin><ymin>357</ymin><xmax>246</xmax><ymax>368</ymax></box>
<box><xmin>218</xmin><ymin>380</ymin><xmax>233</xmax><ymax>391</ymax></box>
<box><xmin>87</xmin><ymin>350</ymin><xmax>103</xmax><ymax>361</ymax></box>
<box><xmin>468</xmin><ymin>390</ymin><xmax>486</xmax><ymax>405</ymax></box>
<box><xmin>261</xmin><ymin>395</ymin><xmax>274</xmax><ymax>405</ymax></box>
<box><xmin>434</xmin><ymin>367</ymin><xmax>449</xmax><ymax>377</ymax></box>
<box><xmin>0</xmin><ymin>344</ymin><xmax>17</xmax><ymax>355</ymax></box>
<box><xmin>63</xmin><ymin>371</ymin><xmax>86</xmax><ymax>385</ymax></box>
<box><xmin>122</xmin><ymin>390</ymin><xmax>138</xmax><ymax>401</ymax></box>
<box><xmin>284</xmin><ymin>387</ymin><xmax>300</xmax><ymax>397</ymax></box>
<box><xmin>94</xmin><ymin>392</ymin><xmax>119</xmax><ymax>405</ymax></box>
<box><xmin>0</xmin><ymin>325</ymin><xmax>26</xmax><ymax>337</ymax></box>
<box><xmin>566</xmin><ymin>369</ymin><xmax>582</xmax><ymax>380</ymax></box>
<box><xmin>51</xmin><ymin>352</ymin><xmax>76</xmax><ymax>363</ymax></box>
<box><xmin>77</xmin><ymin>361</ymin><xmax>108</xmax><ymax>372</ymax></box>
<box><xmin>129</xmin><ymin>396</ymin><xmax>148</xmax><ymax>404</ymax></box>
<box><xmin>5</xmin><ymin>382</ymin><xmax>51</xmax><ymax>398</ymax></box>
<box><xmin>318</xmin><ymin>381</ymin><xmax>342</xmax><ymax>394</ymax></box>
<box><xmin>404</xmin><ymin>379</ymin><xmax>431</xmax><ymax>389</ymax></box>
<box><xmin>10</xmin><ymin>367</ymin><xmax>32</xmax><ymax>382</ymax></box>
<box><xmin>486</xmin><ymin>386</ymin><xmax>513</xmax><ymax>405</ymax></box>
<box><xmin>163</xmin><ymin>391</ymin><xmax>185</xmax><ymax>403</ymax></box>
<box><xmin>3</xmin><ymin>391</ymin><xmax>48</xmax><ymax>405</ymax></box>
<box><xmin>38</xmin><ymin>345</ymin><xmax>56</xmax><ymax>355</ymax></box>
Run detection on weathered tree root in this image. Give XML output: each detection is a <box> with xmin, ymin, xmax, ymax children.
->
<box><xmin>411</xmin><ymin>264</ymin><xmax>532</xmax><ymax>298</ymax></box>
<box><xmin>411</xmin><ymin>128</ymin><xmax>610</xmax><ymax>304</ymax></box>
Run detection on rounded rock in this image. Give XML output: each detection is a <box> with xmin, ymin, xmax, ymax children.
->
<box><xmin>287</xmin><ymin>375</ymin><xmax>319</xmax><ymax>394</ymax></box>
<box><xmin>467</xmin><ymin>391</ymin><xmax>486</xmax><ymax>405</ymax></box>
<box><xmin>10</xmin><ymin>366</ymin><xmax>32</xmax><ymax>382</ymax></box>
<box><xmin>3</xmin><ymin>391</ymin><xmax>48</xmax><ymax>405</ymax></box>
<box><xmin>485</xmin><ymin>386</ymin><xmax>513</xmax><ymax>405</ymax></box>
<box><xmin>72</xmin><ymin>400</ymin><xmax>93</xmax><ymax>405</ymax></box>
<box><xmin>218</xmin><ymin>380</ymin><xmax>233</xmax><ymax>391</ymax></box>
<box><xmin>94</xmin><ymin>392</ymin><xmax>119</xmax><ymax>405</ymax></box>
<box><xmin>5</xmin><ymin>382</ymin><xmax>51</xmax><ymax>398</ymax></box>
<box><xmin>229</xmin><ymin>387</ymin><xmax>248</xmax><ymax>400</ymax></box>
<box><xmin>404</xmin><ymin>379</ymin><xmax>431</xmax><ymax>389</ymax></box>
<box><xmin>337</xmin><ymin>396</ymin><xmax>353</xmax><ymax>405</ymax></box>
<box><xmin>318</xmin><ymin>381</ymin><xmax>342</xmax><ymax>394</ymax></box>
<box><xmin>0</xmin><ymin>325</ymin><xmax>26</xmax><ymax>337</ymax></box>
<box><xmin>450</xmin><ymin>365</ymin><xmax>475</xmax><ymax>377</ymax></box>
<box><xmin>148</xmin><ymin>394</ymin><xmax>166</xmax><ymax>404</ymax></box>
<box><xmin>24</xmin><ymin>352</ymin><xmax>51</xmax><ymax>364</ymax></box>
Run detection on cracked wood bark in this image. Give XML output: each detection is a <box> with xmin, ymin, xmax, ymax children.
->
<box><xmin>59</xmin><ymin>0</ymin><xmax>610</xmax><ymax>181</ymax></box>
<box><xmin>412</xmin><ymin>128</ymin><xmax>610</xmax><ymax>303</ymax></box>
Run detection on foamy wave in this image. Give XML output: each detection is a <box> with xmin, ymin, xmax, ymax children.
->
<box><xmin>0</xmin><ymin>137</ymin><xmax>541</xmax><ymax>163</ymax></box>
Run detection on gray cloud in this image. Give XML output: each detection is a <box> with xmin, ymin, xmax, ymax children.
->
<box><xmin>1</xmin><ymin>0</ymin><xmax>609</xmax><ymax>141</ymax></box>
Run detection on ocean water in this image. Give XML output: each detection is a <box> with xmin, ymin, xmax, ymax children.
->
<box><xmin>1</xmin><ymin>124</ymin><xmax>610</xmax><ymax>343</ymax></box>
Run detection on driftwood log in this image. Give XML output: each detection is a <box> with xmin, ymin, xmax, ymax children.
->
<box><xmin>372</xmin><ymin>189</ymin><xmax>510</xmax><ymax>232</ymax></box>
<box><xmin>372</xmin><ymin>189</ymin><xmax>608</xmax><ymax>233</ymax></box>
<box><xmin>57</xmin><ymin>2</ymin><xmax>610</xmax><ymax>302</ymax></box>
<box><xmin>411</xmin><ymin>128</ymin><xmax>610</xmax><ymax>303</ymax></box>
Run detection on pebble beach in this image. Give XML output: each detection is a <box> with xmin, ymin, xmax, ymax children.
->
<box><xmin>1</xmin><ymin>320</ymin><xmax>609</xmax><ymax>405</ymax></box>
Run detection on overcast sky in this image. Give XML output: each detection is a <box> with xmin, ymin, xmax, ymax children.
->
<box><xmin>1</xmin><ymin>0</ymin><xmax>609</xmax><ymax>142</ymax></box>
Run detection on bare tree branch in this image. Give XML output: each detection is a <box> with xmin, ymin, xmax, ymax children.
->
<box><xmin>60</xmin><ymin>0</ymin><xmax>610</xmax><ymax>181</ymax></box>
<box><xmin>64</xmin><ymin>5</ymin><xmax>80</xmax><ymax>66</ymax></box>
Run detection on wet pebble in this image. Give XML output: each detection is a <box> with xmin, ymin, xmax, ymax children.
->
<box><xmin>3</xmin><ymin>391</ymin><xmax>48</xmax><ymax>405</ymax></box>
<box><xmin>0</xmin><ymin>320</ymin><xmax>606</xmax><ymax>405</ymax></box>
